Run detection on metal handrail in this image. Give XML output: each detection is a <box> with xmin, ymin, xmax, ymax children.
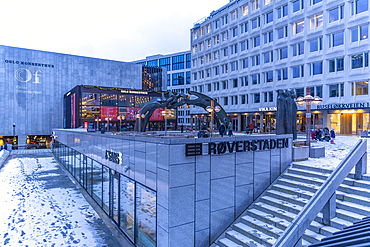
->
<box><xmin>274</xmin><ymin>139</ymin><xmax>367</xmax><ymax>247</ymax></box>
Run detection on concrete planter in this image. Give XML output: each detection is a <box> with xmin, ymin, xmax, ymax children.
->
<box><xmin>310</xmin><ymin>147</ymin><xmax>325</xmax><ymax>158</ymax></box>
<box><xmin>293</xmin><ymin>146</ymin><xmax>309</xmax><ymax>161</ymax></box>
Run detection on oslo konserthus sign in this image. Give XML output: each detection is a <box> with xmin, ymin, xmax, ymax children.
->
<box><xmin>185</xmin><ymin>138</ymin><xmax>289</xmax><ymax>156</ymax></box>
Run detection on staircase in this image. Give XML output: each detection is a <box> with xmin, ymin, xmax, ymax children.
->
<box><xmin>214</xmin><ymin>163</ymin><xmax>370</xmax><ymax>247</ymax></box>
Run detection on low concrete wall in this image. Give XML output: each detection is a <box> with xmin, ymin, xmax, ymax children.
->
<box><xmin>0</xmin><ymin>150</ymin><xmax>10</xmax><ymax>168</ymax></box>
<box><xmin>53</xmin><ymin>129</ymin><xmax>293</xmax><ymax>247</ymax></box>
<box><xmin>293</xmin><ymin>146</ymin><xmax>309</xmax><ymax>161</ymax></box>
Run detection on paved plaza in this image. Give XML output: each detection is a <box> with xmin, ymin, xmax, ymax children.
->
<box><xmin>0</xmin><ymin>150</ymin><xmax>129</xmax><ymax>247</ymax></box>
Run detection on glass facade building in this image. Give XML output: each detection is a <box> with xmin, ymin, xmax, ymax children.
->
<box><xmin>52</xmin><ymin>141</ymin><xmax>157</xmax><ymax>247</ymax></box>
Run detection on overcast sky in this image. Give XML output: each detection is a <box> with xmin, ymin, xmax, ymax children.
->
<box><xmin>0</xmin><ymin>0</ymin><xmax>228</xmax><ymax>62</ymax></box>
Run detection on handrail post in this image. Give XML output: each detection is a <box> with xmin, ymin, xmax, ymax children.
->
<box><xmin>355</xmin><ymin>152</ymin><xmax>367</xmax><ymax>180</ymax></box>
<box><xmin>323</xmin><ymin>192</ymin><xmax>336</xmax><ymax>226</ymax></box>
<box><xmin>294</xmin><ymin>237</ymin><xmax>302</xmax><ymax>247</ymax></box>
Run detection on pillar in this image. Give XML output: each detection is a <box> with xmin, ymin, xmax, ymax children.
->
<box><xmin>238</xmin><ymin>113</ymin><xmax>242</xmax><ymax>132</ymax></box>
<box><xmin>323</xmin><ymin>193</ymin><xmax>336</xmax><ymax>226</ymax></box>
<box><xmin>355</xmin><ymin>152</ymin><xmax>368</xmax><ymax>180</ymax></box>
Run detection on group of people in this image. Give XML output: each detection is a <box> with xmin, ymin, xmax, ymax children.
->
<box><xmin>0</xmin><ymin>142</ymin><xmax>8</xmax><ymax>151</ymax></box>
<box><xmin>198</xmin><ymin>122</ymin><xmax>234</xmax><ymax>138</ymax></box>
<box><xmin>311</xmin><ymin>128</ymin><xmax>336</xmax><ymax>144</ymax></box>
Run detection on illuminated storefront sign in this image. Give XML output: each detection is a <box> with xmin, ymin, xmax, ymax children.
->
<box><xmin>185</xmin><ymin>138</ymin><xmax>289</xmax><ymax>156</ymax></box>
<box><xmin>317</xmin><ymin>103</ymin><xmax>370</xmax><ymax>110</ymax></box>
<box><xmin>259</xmin><ymin>107</ymin><xmax>277</xmax><ymax>112</ymax></box>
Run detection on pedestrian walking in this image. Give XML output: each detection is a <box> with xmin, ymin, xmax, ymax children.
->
<box><xmin>181</xmin><ymin>124</ymin><xmax>184</xmax><ymax>133</ymax></box>
<box><xmin>248</xmin><ymin>122</ymin><xmax>254</xmax><ymax>134</ymax></box>
<box><xmin>311</xmin><ymin>130</ymin><xmax>316</xmax><ymax>140</ymax></box>
<box><xmin>330</xmin><ymin>128</ymin><xmax>335</xmax><ymax>144</ymax></box>
<box><xmin>219</xmin><ymin>123</ymin><xmax>226</xmax><ymax>137</ymax></box>
<box><xmin>4</xmin><ymin>142</ymin><xmax>7</xmax><ymax>150</ymax></box>
<box><xmin>228</xmin><ymin>122</ymin><xmax>233</xmax><ymax>137</ymax></box>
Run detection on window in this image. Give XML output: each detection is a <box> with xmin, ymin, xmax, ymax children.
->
<box><xmin>172</xmin><ymin>73</ymin><xmax>184</xmax><ymax>86</ymax></box>
<box><xmin>231</xmin><ymin>61</ymin><xmax>238</xmax><ymax>71</ymax></box>
<box><xmin>233</xmin><ymin>78</ymin><xmax>238</xmax><ymax>88</ymax></box>
<box><xmin>269</xmin><ymin>92</ymin><xmax>274</xmax><ymax>102</ymax></box>
<box><xmin>351</xmin><ymin>0</ymin><xmax>368</xmax><ymax>15</ymax></box>
<box><xmin>310</xmin><ymin>0</ymin><xmax>322</xmax><ymax>6</ymax></box>
<box><xmin>207</xmin><ymin>39</ymin><xmax>211</xmax><ymax>48</ymax></box>
<box><xmin>352</xmin><ymin>52</ymin><xmax>369</xmax><ymax>69</ymax></box>
<box><xmin>278</xmin><ymin>26</ymin><xmax>288</xmax><ymax>39</ymax></box>
<box><xmin>231</xmin><ymin>10</ymin><xmax>238</xmax><ymax>21</ymax></box>
<box><xmin>214</xmin><ymin>51</ymin><xmax>219</xmax><ymax>60</ymax></box>
<box><xmin>242</xmin><ymin>58</ymin><xmax>249</xmax><ymax>68</ymax></box>
<box><xmin>206</xmin><ymin>53</ymin><xmax>211</xmax><ymax>63</ymax></box>
<box><xmin>222</xmin><ymin>64</ymin><xmax>228</xmax><ymax>73</ymax></box>
<box><xmin>200</xmin><ymin>56</ymin><xmax>204</xmax><ymax>65</ymax></box>
<box><xmin>222</xmin><ymin>15</ymin><xmax>228</xmax><ymax>25</ymax></box>
<box><xmin>214</xmin><ymin>82</ymin><xmax>220</xmax><ymax>91</ymax></box>
<box><xmin>193</xmin><ymin>73</ymin><xmax>197</xmax><ymax>81</ymax></box>
<box><xmin>172</xmin><ymin>55</ymin><xmax>185</xmax><ymax>70</ymax></box>
<box><xmin>264</xmin><ymin>31</ymin><xmax>273</xmax><ymax>44</ymax></box>
<box><xmin>215</xmin><ymin>19</ymin><xmax>220</xmax><ymax>29</ymax></box>
<box><xmin>279</xmin><ymin>47</ymin><xmax>288</xmax><ymax>60</ymax></box>
<box><xmin>243</xmin><ymin>4</ymin><xmax>249</xmax><ymax>15</ymax></box>
<box><xmin>328</xmin><ymin>31</ymin><xmax>344</xmax><ymax>48</ymax></box>
<box><xmin>293</xmin><ymin>0</ymin><xmax>304</xmax><ymax>13</ymax></box>
<box><xmin>252</xmin><ymin>0</ymin><xmax>260</xmax><ymax>11</ymax></box>
<box><xmin>351</xmin><ymin>25</ymin><xmax>369</xmax><ymax>42</ymax></box>
<box><xmin>252</xmin><ymin>55</ymin><xmax>260</xmax><ymax>66</ymax></box>
<box><xmin>200</xmin><ymin>27</ymin><xmax>204</xmax><ymax>37</ymax></box>
<box><xmin>232</xmin><ymin>27</ymin><xmax>238</xmax><ymax>37</ymax></box>
<box><xmin>222</xmin><ymin>80</ymin><xmax>228</xmax><ymax>89</ymax></box>
<box><xmin>277</xmin><ymin>5</ymin><xmax>288</xmax><ymax>18</ymax></box>
<box><xmin>223</xmin><ymin>48</ymin><xmax>228</xmax><ymax>57</ymax></box>
<box><xmin>316</xmin><ymin>86</ymin><xmax>323</xmax><ymax>97</ymax></box>
<box><xmin>293</xmin><ymin>65</ymin><xmax>304</xmax><ymax>78</ymax></box>
<box><xmin>206</xmin><ymin>24</ymin><xmax>212</xmax><ymax>33</ymax></box>
<box><xmin>264</xmin><ymin>92</ymin><xmax>268</xmax><ymax>102</ymax></box>
<box><xmin>241</xmin><ymin>95</ymin><xmax>246</xmax><ymax>104</ymax></box>
<box><xmin>264</xmin><ymin>51</ymin><xmax>273</xmax><ymax>63</ymax></box>
<box><xmin>310</xmin><ymin>37</ymin><xmax>322</xmax><ymax>52</ymax></box>
<box><xmin>294</xmin><ymin>20</ymin><xmax>304</xmax><ymax>35</ymax></box>
<box><xmin>222</xmin><ymin>31</ymin><xmax>228</xmax><ymax>41</ymax></box>
<box><xmin>159</xmin><ymin>57</ymin><xmax>170</xmax><ymax>71</ymax></box>
<box><xmin>252</xmin><ymin>17</ymin><xmax>260</xmax><ymax>29</ymax></box>
<box><xmin>266</xmin><ymin>12</ymin><xmax>273</xmax><ymax>24</ymax></box>
<box><xmin>214</xmin><ymin>66</ymin><xmax>220</xmax><ymax>75</ymax></box>
<box><xmin>310</xmin><ymin>61</ymin><xmax>323</xmax><ymax>75</ymax></box>
<box><xmin>265</xmin><ymin>71</ymin><xmax>273</xmax><ymax>82</ymax></box>
<box><xmin>241</xmin><ymin>22</ymin><xmax>248</xmax><ymax>33</ymax></box>
<box><xmin>186</xmin><ymin>53</ymin><xmax>191</xmax><ymax>68</ymax></box>
<box><xmin>214</xmin><ymin>35</ymin><xmax>220</xmax><ymax>45</ymax></box>
<box><xmin>310</xmin><ymin>13</ymin><xmax>323</xmax><ymax>29</ymax></box>
<box><xmin>277</xmin><ymin>68</ymin><xmax>288</xmax><ymax>81</ymax></box>
<box><xmin>329</xmin><ymin>58</ymin><xmax>344</xmax><ymax>72</ymax></box>
<box><xmin>231</xmin><ymin>44</ymin><xmax>238</xmax><ymax>55</ymax></box>
<box><xmin>206</xmin><ymin>68</ymin><xmax>211</xmax><ymax>77</ymax></box>
<box><xmin>329</xmin><ymin>6</ymin><xmax>344</xmax><ymax>23</ymax></box>
<box><xmin>193</xmin><ymin>31</ymin><xmax>198</xmax><ymax>40</ymax></box>
<box><xmin>295</xmin><ymin>88</ymin><xmax>304</xmax><ymax>97</ymax></box>
<box><xmin>292</xmin><ymin>42</ymin><xmax>304</xmax><ymax>56</ymax></box>
<box><xmin>352</xmin><ymin>81</ymin><xmax>369</xmax><ymax>95</ymax></box>
<box><xmin>265</xmin><ymin>0</ymin><xmax>273</xmax><ymax>5</ymax></box>
<box><xmin>186</xmin><ymin>71</ymin><xmax>191</xmax><ymax>84</ymax></box>
<box><xmin>241</xmin><ymin>41</ymin><xmax>247</xmax><ymax>51</ymax></box>
<box><xmin>223</xmin><ymin>97</ymin><xmax>228</xmax><ymax>105</ymax></box>
<box><xmin>240</xmin><ymin>76</ymin><xmax>248</xmax><ymax>86</ymax></box>
<box><xmin>329</xmin><ymin>84</ymin><xmax>340</xmax><ymax>97</ymax></box>
<box><xmin>252</xmin><ymin>74</ymin><xmax>260</xmax><ymax>84</ymax></box>
<box><xmin>254</xmin><ymin>93</ymin><xmax>261</xmax><ymax>103</ymax></box>
<box><xmin>253</xmin><ymin>36</ymin><xmax>260</xmax><ymax>47</ymax></box>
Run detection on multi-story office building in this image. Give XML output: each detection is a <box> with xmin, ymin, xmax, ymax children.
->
<box><xmin>190</xmin><ymin>0</ymin><xmax>370</xmax><ymax>135</ymax></box>
<box><xmin>135</xmin><ymin>51</ymin><xmax>192</xmax><ymax>127</ymax></box>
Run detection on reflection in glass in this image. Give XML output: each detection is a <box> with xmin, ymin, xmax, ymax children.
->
<box><xmin>113</xmin><ymin>177</ymin><xmax>119</xmax><ymax>223</ymax></box>
<box><xmin>86</xmin><ymin>157</ymin><xmax>93</xmax><ymax>194</ymax></box>
<box><xmin>82</xmin><ymin>93</ymin><xmax>100</xmax><ymax>105</ymax></box>
<box><xmin>136</xmin><ymin>184</ymin><xmax>156</xmax><ymax>247</ymax></box>
<box><xmin>92</xmin><ymin>160</ymin><xmax>103</xmax><ymax>206</ymax></box>
<box><xmin>101</xmin><ymin>94</ymin><xmax>118</xmax><ymax>106</ymax></box>
<box><xmin>120</xmin><ymin>175</ymin><xmax>135</xmax><ymax>241</ymax></box>
<box><xmin>102</xmin><ymin>166</ymin><xmax>110</xmax><ymax>214</ymax></box>
<box><xmin>81</xmin><ymin>106</ymin><xmax>100</xmax><ymax>119</ymax></box>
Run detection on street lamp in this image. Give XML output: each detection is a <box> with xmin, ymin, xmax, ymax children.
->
<box><xmin>95</xmin><ymin>118</ymin><xmax>100</xmax><ymax>130</ymax></box>
<box><xmin>118</xmin><ymin>115</ymin><xmax>125</xmax><ymax>132</ymax></box>
<box><xmin>105</xmin><ymin>117</ymin><xmax>112</xmax><ymax>131</ymax></box>
<box><xmin>135</xmin><ymin>112</ymin><xmax>145</xmax><ymax>132</ymax></box>
<box><xmin>295</xmin><ymin>94</ymin><xmax>322</xmax><ymax>149</ymax></box>
<box><xmin>161</xmin><ymin>107</ymin><xmax>174</xmax><ymax>136</ymax></box>
<box><xmin>205</xmin><ymin>100</ymin><xmax>221</xmax><ymax>137</ymax></box>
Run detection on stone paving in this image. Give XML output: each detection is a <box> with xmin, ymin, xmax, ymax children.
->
<box><xmin>0</xmin><ymin>150</ymin><xmax>131</xmax><ymax>247</ymax></box>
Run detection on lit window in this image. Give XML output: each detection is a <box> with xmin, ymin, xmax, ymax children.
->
<box><xmin>310</xmin><ymin>13</ymin><xmax>323</xmax><ymax>29</ymax></box>
<box><xmin>293</xmin><ymin>20</ymin><xmax>304</xmax><ymax>35</ymax></box>
<box><xmin>352</xmin><ymin>52</ymin><xmax>369</xmax><ymax>69</ymax></box>
<box><xmin>243</xmin><ymin>4</ymin><xmax>249</xmax><ymax>15</ymax></box>
<box><xmin>265</xmin><ymin>0</ymin><xmax>273</xmax><ymax>5</ymax></box>
<box><xmin>352</xmin><ymin>81</ymin><xmax>368</xmax><ymax>96</ymax></box>
<box><xmin>252</xmin><ymin>0</ymin><xmax>260</xmax><ymax>11</ymax></box>
<box><xmin>231</xmin><ymin>10</ymin><xmax>238</xmax><ymax>21</ymax></box>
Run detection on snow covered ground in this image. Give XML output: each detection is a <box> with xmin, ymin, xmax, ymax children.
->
<box><xmin>299</xmin><ymin>135</ymin><xmax>369</xmax><ymax>173</ymax></box>
<box><xmin>0</xmin><ymin>156</ymin><xmax>111</xmax><ymax>247</ymax></box>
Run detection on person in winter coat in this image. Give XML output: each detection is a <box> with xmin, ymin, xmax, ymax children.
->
<box><xmin>228</xmin><ymin>122</ymin><xmax>233</xmax><ymax>137</ymax></box>
<box><xmin>330</xmin><ymin>128</ymin><xmax>336</xmax><ymax>144</ymax></box>
<box><xmin>311</xmin><ymin>130</ymin><xmax>316</xmax><ymax>140</ymax></box>
<box><xmin>219</xmin><ymin>123</ymin><xmax>226</xmax><ymax>137</ymax></box>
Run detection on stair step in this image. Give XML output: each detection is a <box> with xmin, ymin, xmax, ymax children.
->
<box><xmin>277</xmin><ymin>178</ymin><xmax>319</xmax><ymax>193</ymax></box>
<box><xmin>337</xmin><ymin>192</ymin><xmax>370</xmax><ymax>208</ymax></box>
<box><xmin>282</xmin><ymin>173</ymin><xmax>325</xmax><ymax>186</ymax></box>
<box><xmin>260</xmin><ymin>196</ymin><xmax>303</xmax><ymax>215</ymax></box>
<box><xmin>344</xmin><ymin>177</ymin><xmax>370</xmax><ymax>189</ymax></box>
<box><xmin>336</xmin><ymin>200</ymin><xmax>370</xmax><ymax>217</ymax></box>
<box><xmin>336</xmin><ymin>209</ymin><xmax>366</xmax><ymax>223</ymax></box>
<box><xmin>272</xmin><ymin>183</ymin><xmax>314</xmax><ymax>200</ymax></box>
<box><xmin>288</xmin><ymin>167</ymin><xmax>331</xmax><ymax>181</ymax></box>
<box><xmin>222</xmin><ymin>230</ymin><xmax>265</xmax><ymax>247</ymax></box>
<box><xmin>292</xmin><ymin>163</ymin><xmax>333</xmax><ymax>174</ymax></box>
<box><xmin>233</xmin><ymin>222</ymin><xmax>276</xmax><ymax>246</ymax></box>
<box><xmin>266</xmin><ymin>190</ymin><xmax>309</xmax><ymax>207</ymax></box>
<box><xmin>253</xmin><ymin>202</ymin><xmax>296</xmax><ymax>222</ymax></box>
<box><xmin>303</xmin><ymin>228</ymin><xmax>326</xmax><ymax>244</ymax></box>
<box><xmin>308</xmin><ymin>220</ymin><xmax>340</xmax><ymax>236</ymax></box>
<box><xmin>246</xmin><ymin>208</ymin><xmax>290</xmax><ymax>230</ymax></box>
<box><xmin>241</xmin><ymin>215</ymin><xmax>285</xmax><ymax>239</ymax></box>
<box><xmin>338</xmin><ymin>184</ymin><xmax>370</xmax><ymax>198</ymax></box>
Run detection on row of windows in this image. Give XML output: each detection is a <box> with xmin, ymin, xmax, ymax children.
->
<box><xmin>193</xmin><ymin>81</ymin><xmax>368</xmax><ymax>106</ymax></box>
<box><xmin>193</xmin><ymin>24</ymin><xmax>369</xmax><ymax>57</ymax></box>
<box><xmin>167</xmin><ymin>72</ymin><xmax>191</xmax><ymax>86</ymax></box>
<box><xmin>192</xmin><ymin>52</ymin><xmax>369</xmax><ymax>80</ymax></box>
<box><xmin>193</xmin><ymin>0</ymin><xmax>368</xmax><ymax>41</ymax></box>
<box><xmin>139</xmin><ymin>54</ymin><xmax>191</xmax><ymax>71</ymax></box>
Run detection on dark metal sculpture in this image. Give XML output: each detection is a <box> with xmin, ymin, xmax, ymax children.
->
<box><xmin>276</xmin><ymin>89</ymin><xmax>297</xmax><ymax>140</ymax></box>
<box><xmin>134</xmin><ymin>91</ymin><xmax>229</xmax><ymax>132</ymax></box>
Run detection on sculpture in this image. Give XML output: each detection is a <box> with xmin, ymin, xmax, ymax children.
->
<box><xmin>276</xmin><ymin>89</ymin><xmax>297</xmax><ymax>140</ymax></box>
<box><xmin>134</xmin><ymin>91</ymin><xmax>229</xmax><ymax>132</ymax></box>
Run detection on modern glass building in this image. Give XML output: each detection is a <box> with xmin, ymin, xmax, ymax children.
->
<box><xmin>63</xmin><ymin>85</ymin><xmax>176</xmax><ymax>131</ymax></box>
<box><xmin>135</xmin><ymin>51</ymin><xmax>192</xmax><ymax>128</ymax></box>
<box><xmin>190</xmin><ymin>0</ymin><xmax>370</xmax><ymax>135</ymax></box>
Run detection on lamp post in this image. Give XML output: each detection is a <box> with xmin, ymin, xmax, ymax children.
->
<box><xmin>95</xmin><ymin>118</ymin><xmax>100</xmax><ymax>130</ymax></box>
<box><xmin>135</xmin><ymin>112</ymin><xmax>145</xmax><ymax>132</ymax></box>
<box><xmin>118</xmin><ymin>115</ymin><xmax>124</xmax><ymax>132</ymax></box>
<box><xmin>295</xmin><ymin>94</ymin><xmax>322</xmax><ymax>149</ymax></box>
<box><xmin>205</xmin><ymin>100</ymin><xmax>221</xmax><ymax>137</ymax></box>
<box><xmin>105</xmin><ymin>117</ymin><xmax>112</xmax><ymax>131</ymax></box>
<box><xmin>161</xmin><ymin>107</ymin><xmax>174</xmax><ymax>136</ymax></box>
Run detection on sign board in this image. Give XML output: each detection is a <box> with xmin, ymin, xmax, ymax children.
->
<box><xmin>306</xmin><ymin>113</ymin><xmax>311</xmax><ymax>118</ymax></box>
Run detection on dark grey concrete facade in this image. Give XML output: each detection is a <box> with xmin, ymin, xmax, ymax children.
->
<box><xmin>53</xmin><ymin>129</ymin><xmax>293</xmax><ymax>247</ymax></box>
<box><xmin>0</xmin><ymin>45</ymin><xmax>144</xmax><ymax>146</ymax></box>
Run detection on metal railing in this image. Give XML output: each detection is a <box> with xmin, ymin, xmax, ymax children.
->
<box><xmin>273</xmin><ymin>139</ymin><xmax>367</xmax><ymax>247</ymax></box>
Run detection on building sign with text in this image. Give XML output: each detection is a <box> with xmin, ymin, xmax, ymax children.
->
<box><xmin>317</xmin><ymin>103</ymin><xmax>370</xmax><ymax>110</ymax></box>
<box><xmin>185</xmin><ymin>138</ymin><xmax>289</xmax><ymax>156</ymax></box>
<box><xmin>105</xmin><ymin>150</ymin><xmax>122</xmax><ymax>165</ymax></box>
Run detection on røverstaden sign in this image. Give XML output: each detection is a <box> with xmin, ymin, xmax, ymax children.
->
<box><xmin>185</xmin><ymin>138</ymin><xmax>289</xmax><ymax>156</ymax></box>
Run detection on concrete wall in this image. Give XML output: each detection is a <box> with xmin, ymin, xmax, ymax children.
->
<box><xmin>0</xmin><ymin>45</ymin><xmax>142</xmax><ymax>145</ymax></box>
<box><xmin>54</xmin><ymin>129</ymin><xmax>293</xmax><ymax>247</ymax></box>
